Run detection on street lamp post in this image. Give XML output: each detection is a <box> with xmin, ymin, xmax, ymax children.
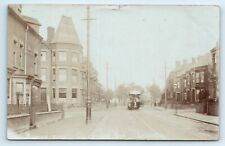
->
<box><xmin>174</xmin><ymin>77</ymin><xmax>178</xmax><ymax>115</ymax></box>
<box><xmin>29</xmin><ymin>79</ymin><xmax>36</xmax><ymax>129</ymax></box>
<box><xmin>175</xmin><ymin>91</ymin><xmax>178</xmax><ymax>115</ymax></box>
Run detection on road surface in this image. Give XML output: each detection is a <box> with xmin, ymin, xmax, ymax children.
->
<box><xmin>16</xmin><ymin>106</ymin><xmax>218</xmax><ymax>140</ymax></box>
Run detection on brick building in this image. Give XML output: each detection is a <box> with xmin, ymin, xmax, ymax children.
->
<box><xmin>8</xmin><ymin>6</ymin><xmax>102</xmax><ymax>111</ymax></box>
<box><xmin>165</xmin><ymin>53</ymin><xmax>212</xmax><ymax>104</ymax></box>
<box><xmin>210</xmin><ymin>46</ymin><xmax>219</xmax><ymax>100</ymax></box>
<box><xmin>164</xmin><ymin>48</ymin><xmax>219</xmax><ymax>115</ymax></box>
<box><xmin>7</xmin><ymin>5</ymin><xmax>43</xmax><ymax>114</ymax></box>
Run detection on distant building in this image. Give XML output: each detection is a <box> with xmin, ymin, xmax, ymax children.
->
<box><xmin>7</xmin><ymin>5</ymin><xmax>43</xmax><ymax>114</ymax></box>
<box><xmin>80</xmin><ymin>57</ymin><xmax>100</xmax><ymax>105</ymax></box>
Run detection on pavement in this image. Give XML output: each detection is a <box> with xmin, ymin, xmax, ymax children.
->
<box><xmin>10</xmin><ymin>105</ymin><xmax>219</xmax><ymax>140</ymax></box>
<box><xmin>154</xmin><ymin>106</ymin><xmax>219</xmax><ymax>126</ymax></box>
<box><xmin>175</xmin><ymin>112</ymin><xmax>219</xmax><ymax>126</ymax></box>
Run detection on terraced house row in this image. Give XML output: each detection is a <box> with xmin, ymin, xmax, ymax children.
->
<box><xmin>7</xmin><ymin>5</ymin><xmax>43</xmax><ymax>115</ymax></box>
<box><xmin>164</xmin><ymin>45</ymin><xmax>219</xmax><ymax>115</ymax></box>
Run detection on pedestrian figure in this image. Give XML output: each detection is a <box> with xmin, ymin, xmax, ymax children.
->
<box><xmin>106</xmin><ymin>99</ymin><xmax>110</xmax><ymax>109</ymax></box>
<box><xmin>198</xmin><ymin>89</ymin><xmax>203</xmax><ymax>102</ymax></box>
<box><xmin>202</xmin><ymin>88</ymin><xmax>209</xmax><ymax>114</ymax></box>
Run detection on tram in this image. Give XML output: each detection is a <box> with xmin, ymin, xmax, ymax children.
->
<box><xmin>127</xmin><ymin>90</ymin><xmax>142</xmax><ymax>110</ymax></box>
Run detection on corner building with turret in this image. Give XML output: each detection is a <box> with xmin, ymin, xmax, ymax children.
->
<box><xmin>40</xmin><ymin>16</ymin><xmax>84</xmax><ymax>107</ymax></box>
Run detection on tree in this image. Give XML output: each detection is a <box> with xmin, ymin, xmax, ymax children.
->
<box><xmin>114</xmin><ymin>83</ymin><xmax>145</xmax><ymax>105</ymax></box>
<box><xmin>94</xmin><ymin>83</ymin><xmax>104</xmax><ymax>102</ymax></box>
<box><xmin>103</xmin><ymin>89</ymin><xmax>114</xmax><ymax>100</ymax></box>
<box><xmin>147</xmin><ymin>83</ymin><xmax>161</xmax><ymax>104</ymax></box>
<box><xmin>127</xmin><ymin>82</ymin><xmax>144</xmax><ymax>94</ymax></box>
<box><xmin>114</xmin><ymin>84</ymin><xmax>129</xmax><ymax>105</ymax></box>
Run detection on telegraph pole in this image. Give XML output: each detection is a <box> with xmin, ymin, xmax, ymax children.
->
<box><xmin>175</xmin><ymin>71</ymin><xmax>178</xmax><ymax>115</ymax></box>
<box><xmin>114</xmin><ymin>78</ymin><xmax>117</xmax><ymax>90</ymax></box>
<box><xmin>106</xmin><ymin>62</ymin><xmax>109</xmax><ymax>109</ymax></box>
<box><xmin>81</xmin><ymin>5</ymin><xmax>96</xmax><ymax>124</ymax></box>
<box><xmin>164</xmin><ymin>62</ymin><xmax>167</xmax><ymax>109</ymax></box>
<box><xmin>106</xmin><ymin>63</ymin><xmax>109</xmax><ymax>90</ymax></box>
<box><xmin>48</xmin><ymin>44</ymin><xmax>52</xmax><ymax>112</ymax></box>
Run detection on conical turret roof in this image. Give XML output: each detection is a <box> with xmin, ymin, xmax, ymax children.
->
<box><xmin>52</xmin><ymin>15</ymin><xmax>81</xmax><ymax>45</ymax></box>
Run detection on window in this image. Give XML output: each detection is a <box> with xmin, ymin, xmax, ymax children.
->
<box><xmin>19</xmin><ymin>51</ymin><xmax>22</xmax><ymax>68</ymax></box>
<box><xmin>72</xmin><ymin>69</ymin><xmax>78</xmax><ymax>82</ymax></box>
<box><xmin>19</xmin><ymin>44</ymin><xmax>23</xmax><ymax>68</ymax></box>
<box><xmin>52</xmin><ymin>68</ymin><xmax>56</xmax><ymax>82</ymax></box>
<box><xmin>192</xmin><ymin>73</ymin><xmax>195</xmax><ymax>83</ymax></box>
<box><xmin>59</xmin><ymin>69</ymin><xmax>67</xmax><ymax>81</ymax></box>
<box><xmin>52</xmin><ymin>68</ymin><xmax>56</xmax><ymax>75</ymax></box>
<box><xmin>16</xmin><ymin>83</ymin><xmax>23</xmax><ymax>93</ymax></box>
<box><xmin>72</xmin><ymin>88</ymin><xmax>77</xmax><ymax>98</ymax></box>
<box><xmin>13</xmin><ymin>40</ymin><xmax>17</xmax><ymax>66</ymax></box>
<box><xmin>80</xmin><ymin>89</ymin><xmax>84</xmax><ymax>97</ymax></box>
<box><xmin>52</xmin><ymin>51</ymin><xmax>56</xmax><ymax>62</ymax></box>
<box><xmin>200</xmin><ymin>71</ymin><xmax>204</xmax><ymax>83</ymax></box>
<box><xmin>196</xmin><ymin>89</ymin><xmax>200</xmax><ymax>102</ymax></box>
<box><xmin>41</xmin><ymin>68</ymin><xmax>47</xmax><ymax>81</ymax></box>
<box><xmin>7</xmin><ymin>78</ymin><xmax>10</xmax><ymax>99</ymax></box>
<box><xmin>16</xmin><ymin>82</ymin><xmax>24</xmax><ymax>104</ymax></box>
<box><xmin>52</xmin><ymin>88</ymin><xmax>55</xmax><ymax>98</ymax></box>
<box><xmin>59</xmin><ymin>88</ymin><xmax>67</xmax><ymax>98</ymax></box>
<box><xmin>177</xmin><ymin>81</ymin><xmax>180</xmax><ymax>89</ymax></box>
<box><xmin>196</xmin><ymin>72</ymin><xmax>200</xmax><ymax>83</ymax></box>
<box><xmin>13</xmin><ymin>51</ymin><xmax>16</xmax><ymax>67</ymax></box>
<box><xmin>72</xmin><ymin>53</ymin><xmax>78</xmax><ymax>63</ymax></box>
<box><xmin>16</xmin><ymin>82</ymin><xmax>24</xmax><ymax>94</ymax></box>
<box><xmin>212</xmin><ymin>53</ymin><xmax>216</xmax><ymax>64</ymax></box>
<box><xmin>81</xmin><ymin>71</ymin><xmax>86</xmax><ymax>79</ymax></box>
<box><xmin>173</xmin><ymin>82</ymin><xmax>177</xmax><ymax>89</ymax></box>
<box><xmin>34</xmin><ymin>53</ymin><xmax>38</xmax><ymax>75</ymax></box>
<box><xmin>184</xmin><ymin>79</ymin><xmax>187</xmax><ymax>88</ymax></box>
<box><xmin>58</xmin><ymin>51</ymin><xmax>66</xmax><ymax>62</ymax></box>
<box><xmin>41</xmin><ymin>88</ymin><xmax>47</xmax><ymax>104</ymax></box>
<box><xmin>41</xmin><ymin>51</ymin><xmax>47</xmax><ymax>62</ymax></box>
<box><xmin>187</xmin><ymin>75</ymin><xmax>190</xmax><ymax>85</ymax></box>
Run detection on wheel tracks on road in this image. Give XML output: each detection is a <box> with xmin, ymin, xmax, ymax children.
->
<box><xmin>131</xmin><ymin>110</ymin><xmax>167</xmax><ymax>140</ymax></box>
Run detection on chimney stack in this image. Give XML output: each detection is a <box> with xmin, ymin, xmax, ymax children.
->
<box><xmin>47</xmin><ymin>26</ymin><xmax>55</xmax><ymax>43</ymax></box>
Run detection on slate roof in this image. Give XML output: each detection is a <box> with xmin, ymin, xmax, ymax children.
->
<box><xmin>52</xmin><ymin>15</ymin><xmax>81</xmax><ymax>45</ymax></box>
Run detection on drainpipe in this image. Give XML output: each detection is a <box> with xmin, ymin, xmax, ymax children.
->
<box><xmin>25</xmin><ymin>26</ymin><xmax>28</xmax><ymax>76</ymax></box>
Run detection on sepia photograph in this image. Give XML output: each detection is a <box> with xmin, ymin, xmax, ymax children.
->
<box><xmin>7</xmin><ymin>4</ymin><xmax>220</xmax><ymax>140</ymax></box>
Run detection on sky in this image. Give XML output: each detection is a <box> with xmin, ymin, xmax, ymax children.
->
<box><xmin>22</xmin><ymin>4</ymin><xmax>219</xmax><ymax>90</ymax></box>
